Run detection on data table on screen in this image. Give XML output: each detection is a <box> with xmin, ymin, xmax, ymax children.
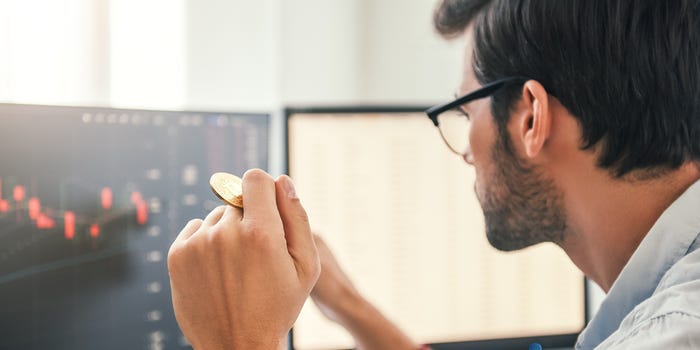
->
<box><xmin>287</xmin><ymin>111</ymin><xmax>585</xmax><ymax>350</ymax></box>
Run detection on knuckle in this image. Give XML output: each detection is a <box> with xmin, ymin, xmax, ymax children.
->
<box><xmin>241</xmin><ymin>221</ymin><xmax>273</xmax><ymax>246</ymax></box>
<box><xmin>187</xmin><ymin>218</ymin><xmax>202</xmax><ymax>227</ymax></box>
<box><xmin>205</xmin><ymin>228</ymin><xmax>229</xmax><ymax>257</ymax></box>
<box><xmin>243</xmin><ymin>221</ymin><xmax>265</xmax><ymax>238</ymax></box>
<box><xmin>167</xmin><ymin>243</ymin><xmax>185</xmax><ymax>272</ymax></box>
<box><xmin>206</xmin><ymin>206</ymin><xmax>224</xmax><ymax>218</ymax></box>
<box><xmin>207</xmin><ymin>226</ymin><xmax>228</xmax><ymax>246</ymax></box>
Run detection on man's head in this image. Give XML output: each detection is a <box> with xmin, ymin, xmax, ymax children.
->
<box><xmin>433</xmin><ymin>0</ymin><xmax>700</xmax><ymax>251</ymax></box>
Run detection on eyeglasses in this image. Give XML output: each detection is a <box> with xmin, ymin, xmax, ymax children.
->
<box><xmin>425</xmin><ymin>77</ymin><xmax>527</xmax><ymax>156</ymax></box>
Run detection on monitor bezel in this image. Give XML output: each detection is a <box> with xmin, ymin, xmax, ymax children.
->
<box><xmin>0</xmin><ymin>102</ymin><xmax>270</xmax><ymax>121</ymax></box>
<box><xmin>284</xmin><ymin>105</ymin><xmax>589</xmax><ymax>350</ymax></box>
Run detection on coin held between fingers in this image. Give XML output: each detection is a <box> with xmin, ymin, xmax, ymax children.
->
<box><xmin>210</xmin><ymin>172</ymin><xmax>244</xmax><ymax>208</ymax></box>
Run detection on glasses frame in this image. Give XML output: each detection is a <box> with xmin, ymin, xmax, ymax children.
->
<box><xmin>426</xmin><ymin>77</ymin><xmax>528</xmax><ymax>155</ymax></box>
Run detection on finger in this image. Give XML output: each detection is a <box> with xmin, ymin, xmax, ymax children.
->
<box><xmin>275</xmin><ymin>175</ymin><xmax>319</xmax><ymax>281</ymax></box>
<box><xmin>175</xmin><ymin>218</ymin><xmax>203</xmax><ymax>242</ymax></box>
<box><xmin>241</xmin><ymin>169</ymin><xmax>282</xmax><ymax>225</ymax></box>
<box><xmin>202</xmin><ymin>205</ymin><xmax>227</xmax><ymax>226</ymax></box>
<box><xmin>219</xmin><ymin>204</ymin><xmax>243</xmax><ymax>225</ymax></box>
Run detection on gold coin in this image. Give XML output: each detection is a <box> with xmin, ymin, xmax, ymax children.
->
<box><xmin>209</xmin><ymin>172</ymin><xmax>244</xmax><ymax>208</ymax></box>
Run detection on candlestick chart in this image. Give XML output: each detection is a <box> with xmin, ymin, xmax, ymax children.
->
<box><xmin>0</xmin><ymin>104</ymin><xmax>269</xmax><ymax>350</ymax></box>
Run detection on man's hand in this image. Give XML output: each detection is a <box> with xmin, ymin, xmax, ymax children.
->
<box><xmin>167</xmin><ymin>169</ymin><xmax>320</xmax><ymax>350</ymax></box>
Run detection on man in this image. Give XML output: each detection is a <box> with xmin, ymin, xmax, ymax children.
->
<box><xmin>167</xmin><ymin>0</ymin><xmax>700</xmax><ymax>349</ymax></box>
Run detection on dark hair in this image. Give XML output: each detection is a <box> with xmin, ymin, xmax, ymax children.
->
<box><xmin>434</xmin><ymin>0</ymin><xmax>700</xmax><ymax>177</ymax></box>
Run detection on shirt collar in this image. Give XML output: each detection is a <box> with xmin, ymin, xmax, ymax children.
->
<box><xmin>576</xmin><ymin>179</ymin><xmax>700</xmax><ymax>349</ymax></box>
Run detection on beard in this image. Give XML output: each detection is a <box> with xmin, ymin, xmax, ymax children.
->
<box><xmin>477</xmin><ymin>131</ymin><xmax>568</xmax><ymax>252</ymax></box>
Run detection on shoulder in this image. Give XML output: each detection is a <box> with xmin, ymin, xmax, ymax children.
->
<box><xmin>596</xmin><ymin>249</ymin><xmax>700</xmax><ymax>349</ymax></box>
<box><xmin>595</xmin><ymin>306</ymin><xmax>700</xmax><ymax>349</ymax></box>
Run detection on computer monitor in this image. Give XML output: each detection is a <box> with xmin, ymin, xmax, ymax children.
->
<box><xmin>286</xmin><ymin>107</ymin><xmax>586</xmax><ymax>350</ymax></box>
<box><xmin>0</xmin><ymin>104</ymin><xmax>270</xmax><ymax>349</ymax></box>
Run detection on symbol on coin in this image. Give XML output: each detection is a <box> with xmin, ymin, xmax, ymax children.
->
<box><xmin>209</xmin><ymin>172</ymin><xmax>244</xmax><ymax>208</ymax></box>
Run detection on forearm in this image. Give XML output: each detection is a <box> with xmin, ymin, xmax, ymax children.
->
<box><xmin>336</xmin><ymin>291</ymin><xmax>421</xmax><ymax>350</ymax></box>
<box><xmin>310</xmin><ymin>234</ymin><xmax>423</xmax><ymax>350</ymax></box>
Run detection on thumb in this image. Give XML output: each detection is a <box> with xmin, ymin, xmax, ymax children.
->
<box><xmin>275</xmin><ymin>175</ymin><xmax>319</xmax><ymax>283</ymax></box>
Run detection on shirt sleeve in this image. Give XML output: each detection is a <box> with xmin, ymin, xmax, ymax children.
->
<box><xmin>595</xmin><ymin>312</ymin><xmax>700</xmax><ymax>349</ymax></box>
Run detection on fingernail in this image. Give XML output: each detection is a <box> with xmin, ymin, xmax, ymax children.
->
<box><xmin>283</xmin><ymin>176</ymin><xmax>298</xmax><ymax>199</ymax></box>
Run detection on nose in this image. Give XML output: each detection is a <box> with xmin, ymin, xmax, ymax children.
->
<box><xmin>462</xmin><ymin>144</ymin><xmax>474</xmax><ymax>165</ymax></box>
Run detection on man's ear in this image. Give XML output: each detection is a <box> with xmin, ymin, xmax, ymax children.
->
<box><xmin>518</xmin><ymin>80</ymin><xmax>551</xmax><ymax>159</ymax></box>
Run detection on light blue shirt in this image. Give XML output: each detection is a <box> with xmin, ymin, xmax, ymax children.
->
<box><xmin>575</xmin><ymin>179</ymin><xmax>700</xmax><ymax>349</ymax></box>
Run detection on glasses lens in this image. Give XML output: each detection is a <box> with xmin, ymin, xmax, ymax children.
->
<box><xmin>437</xmin><ymin>109</ymin><xmax>470</xmax><ymax>155</ymax></box>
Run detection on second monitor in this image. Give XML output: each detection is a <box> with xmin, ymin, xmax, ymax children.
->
<box><xmin>286</xmin><ymin>107</ymin><xmax>585</xmax><ymax>350</ymax></box>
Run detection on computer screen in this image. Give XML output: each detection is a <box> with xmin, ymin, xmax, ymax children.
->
<box><xmin>286</xmin><ymin>107</ymin><xmax>586</xmax><ymax>350</ymax></box>
<box><xmin>0</xmin><ymin>104</ymin><xmax>269</xmax><ymax>349</ymax></box>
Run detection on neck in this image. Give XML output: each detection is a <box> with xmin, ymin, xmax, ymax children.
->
<box><xmin>557</xmin><ymin>162</ymin><xmax>700</xmax><ymax>292</ymax></box>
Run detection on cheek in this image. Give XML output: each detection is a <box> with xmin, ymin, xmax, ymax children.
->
<box><xmin>468</xmin><ymin>124</ymin><xmax>486</xmax><ymax>194</ymax></box>
<box><xmin>468</xmin><ymin>107</ymin><xmax>498</xmax><ymax>195</ymax></box>
<box><xmin>468</xmin><ymin>115</ymin><xmax>493</xmax><ymax>167</ymax></box>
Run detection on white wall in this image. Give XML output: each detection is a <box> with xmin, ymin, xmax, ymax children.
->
<box><xmin>185</xmin><ymin>0</ymin><xmax>280</xmax><ymax>110</ymax></box>
<box><xmin>0</xmin><ymin>0</ymin><xmax>462</xmax><ymax>108</ymax></box>
<box><xmin>182</xmin><ymin>0</ymin><xmax>462</xmax><ymax>109</ymax></box>
<box><xmin>278</xmin><ymin>0</ymin><xmax>363</xmax><ymax>105</ymax></box>
<box><xmin>0</xmin><ymin>0</ymin><xmax>109</xmax><ymax>105</ymax></box>
<box><xmin>361</xmin><ymin>0</ymin><xmax>463</xmax><ymax>103</ymax></box>
<box><xmin>109</xmin><ymin>0</ymin><xmax>186</xmax><ymax>109</ymax></box>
